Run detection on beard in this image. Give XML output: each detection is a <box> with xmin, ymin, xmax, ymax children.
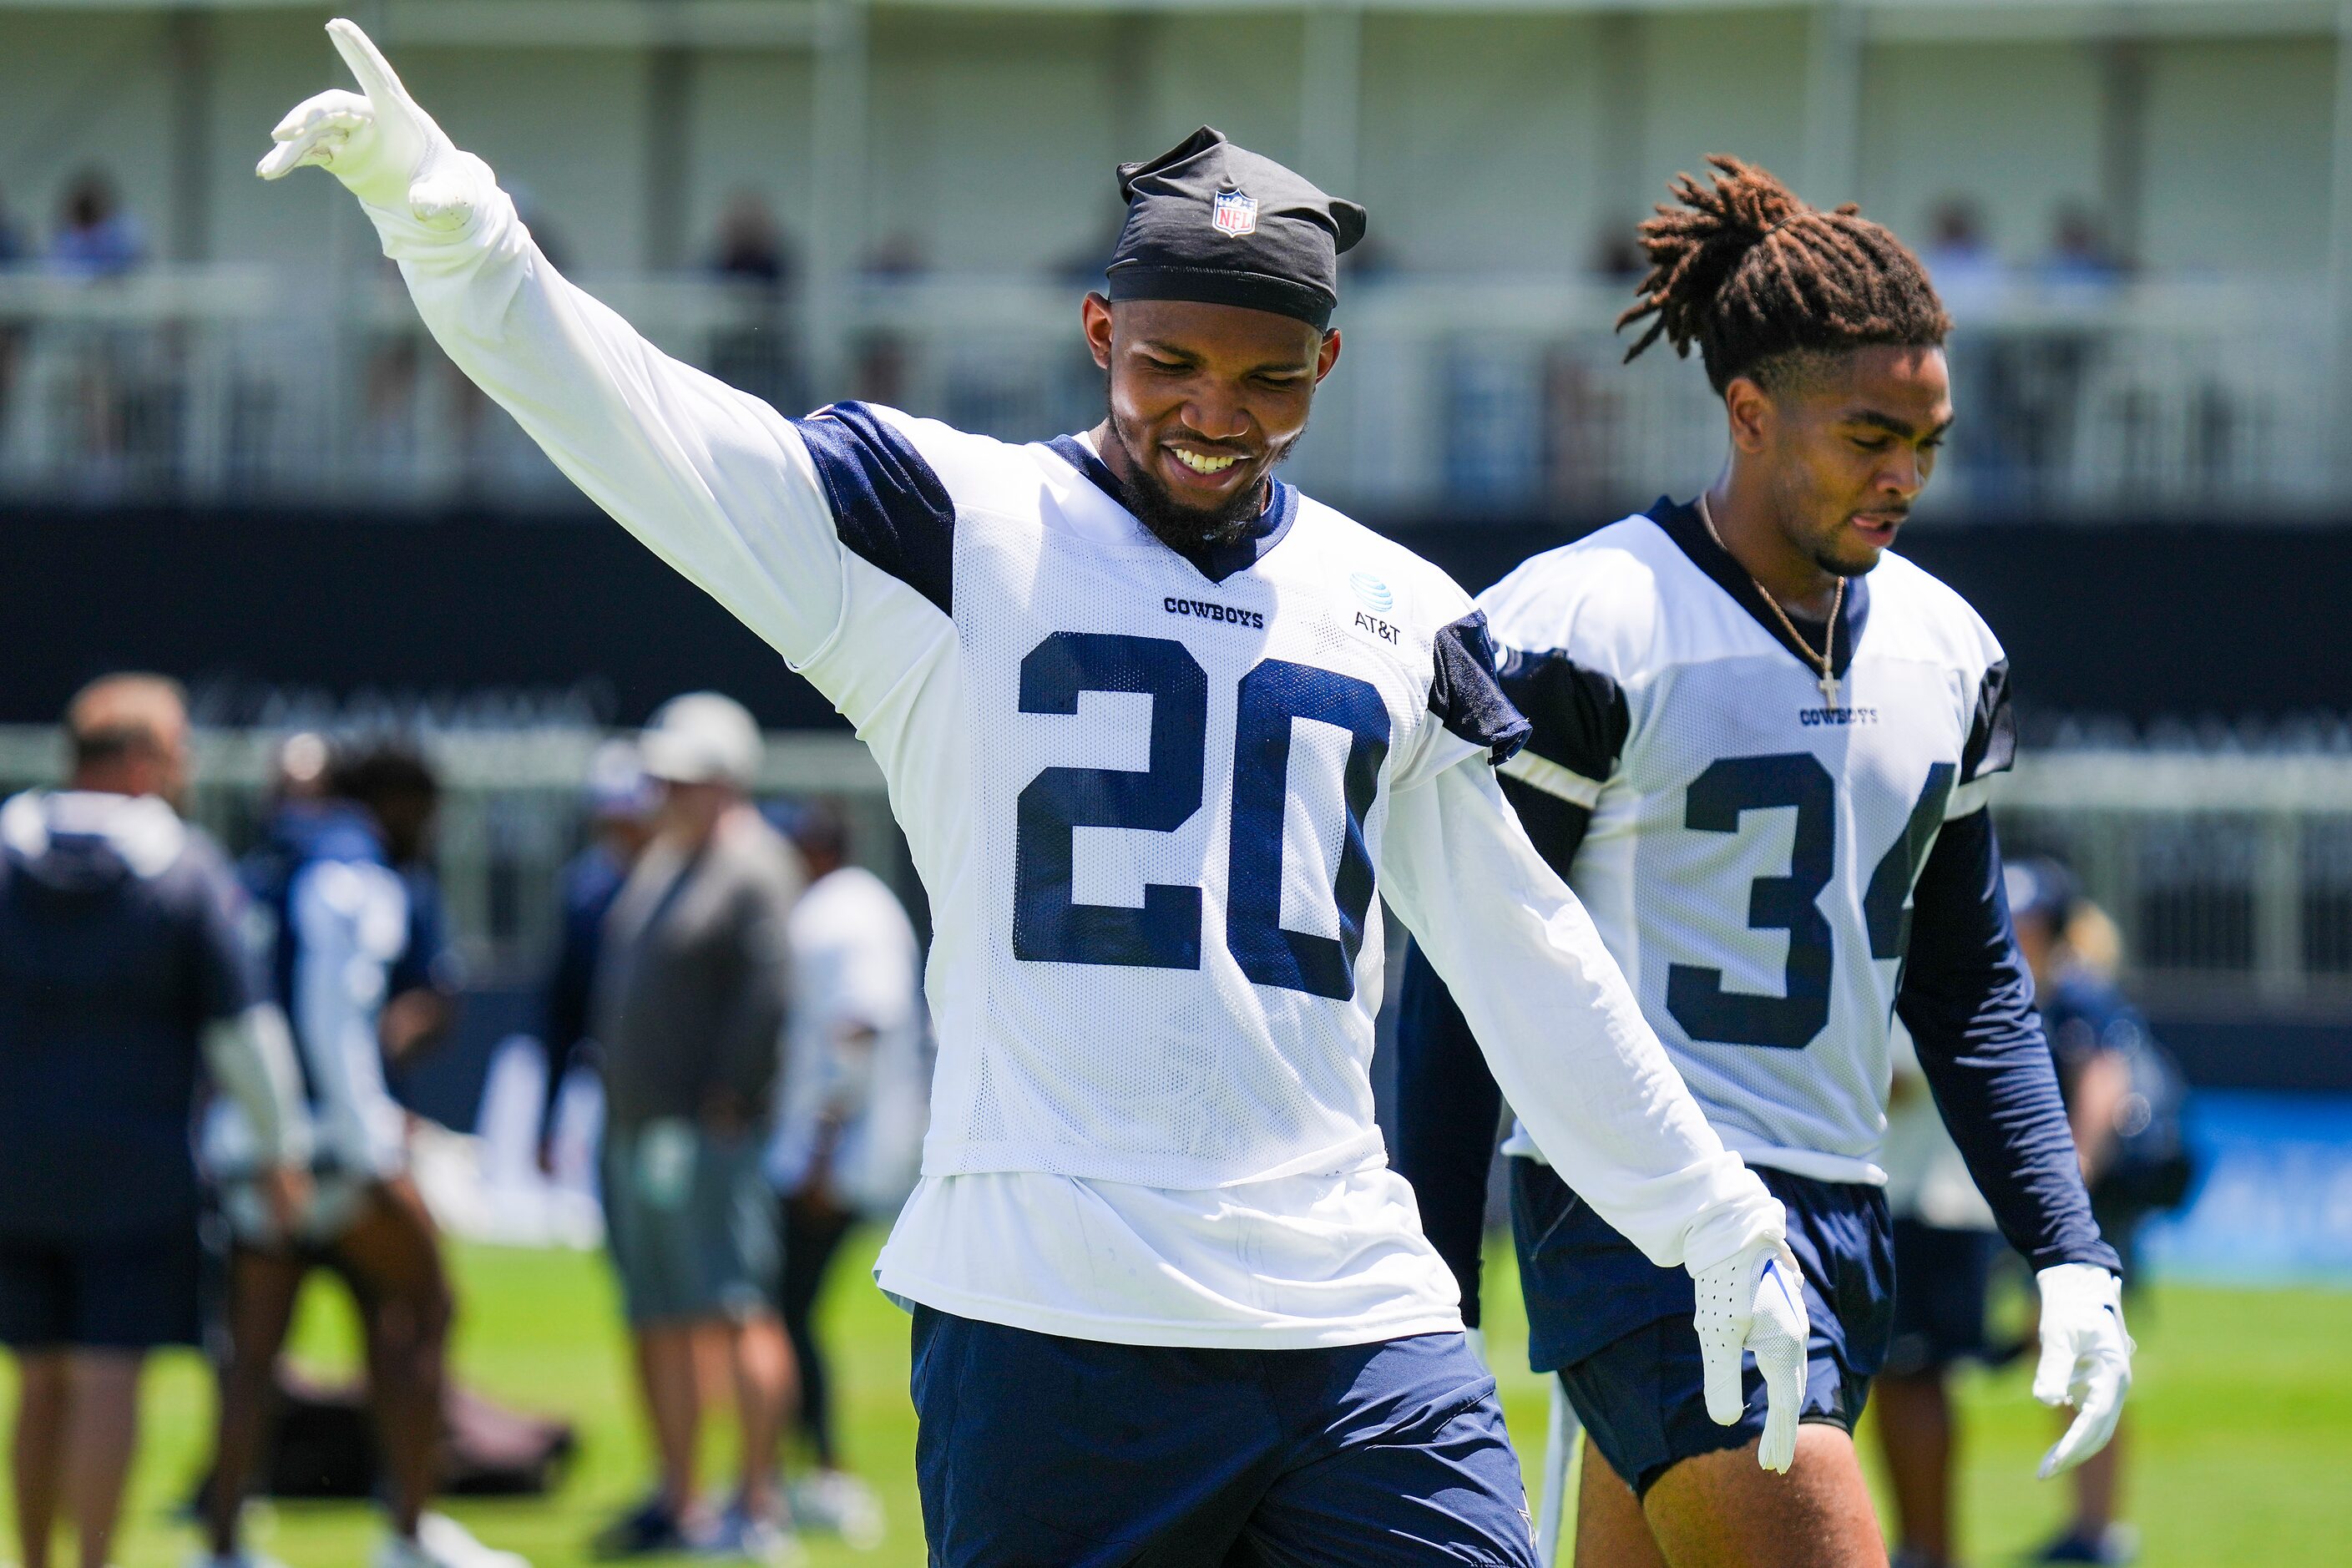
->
<box><xmin>1106</xmin><ymin>407</ymin><xmax>1301</xmax><ymax>556</ymax></box>
<box><xmin>1809</xmin><ymin>538</ymin><xmax>1886</xmax><ymax>579</ymax></box>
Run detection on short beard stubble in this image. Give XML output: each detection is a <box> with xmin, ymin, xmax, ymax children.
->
<box><xmin>1106</xmin><ymin>405</ymin><xmax>1302</xmax><ymax>559</ymax></box>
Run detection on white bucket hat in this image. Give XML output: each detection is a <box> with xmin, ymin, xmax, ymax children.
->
<box><xmin>638</xmin><ymin>692</ymin><xmax>761</xmax><ymax>788</ymax></box>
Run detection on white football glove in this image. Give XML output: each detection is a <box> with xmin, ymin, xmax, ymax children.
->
<box><xmin>1691</xmin><ymin>1236</ymin><xmax>1810</xmax><ymax>1473</ymax></box>
<box><xmin>2033</xmin><ymin>1262</ymin><xmax>2134</xmax><ymax>1479</ymax></box>
<box><xmin>256</xmin><ymin>18</ymin><xmax>480</xmax><ymax>229</ymax></box>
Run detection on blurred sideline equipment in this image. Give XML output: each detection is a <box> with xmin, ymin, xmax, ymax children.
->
<box><xmin>260</xmin><ymin>21</ymin><xmax>1803</xmax><ymax>1561</ymax></box>
<box><xmin>1393</xmin><ymin>159</ymin><xmax>2128</xmax><ymax>1566</ymax></box>
<box><xmin>0</xmin><ymin>675</ymin><xmax>311</xmax><ymax>1568</ymax></box>
<box><xmin>204</xmin><ymin>736</ymin><xmax>529</xmax><ymax>1568</ymax></box>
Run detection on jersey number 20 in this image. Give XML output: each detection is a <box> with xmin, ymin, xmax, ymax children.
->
<box><xmin>1666</xmin><ymin>753</ymin><xmax>1955</xmax><ymax>1050</ymax></box>
<box><xmin>1011</xmin><ymin>631</ymin><xmax>1390</xmax><ymax>1001</ymax></box>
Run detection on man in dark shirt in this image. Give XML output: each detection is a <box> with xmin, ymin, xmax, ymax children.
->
<box><xmin>591</xmin><ymin>695</ymin><xmax>802</xmax><ymax>1558</ymax></box>
<box><xmin>0</xmin><ymin>675</ymin><xmax>309</xmax><ymax>1568</ymax></box>
<box><xmin>539</xmin><ymin>740</ymin><xmax>656</xmax><ymax>1168</ymax></box>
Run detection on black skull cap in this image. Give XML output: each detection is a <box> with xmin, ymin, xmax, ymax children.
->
<box><xmin>1106</xmin><ymin>127</ymin><xmax>1368</xmax><ymax>331</ymax></box>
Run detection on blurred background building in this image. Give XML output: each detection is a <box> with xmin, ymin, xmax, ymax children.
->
<box><xmin>3</xmin><ymin>0</ymin><xmax>2349</xmax><ymax>1280</ymax></box>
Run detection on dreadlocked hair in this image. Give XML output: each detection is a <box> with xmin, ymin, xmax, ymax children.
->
<box><xmin>1616</xmin><ymin>155</ymin><xmax>1950</xmax><ymax>395</ymax></box>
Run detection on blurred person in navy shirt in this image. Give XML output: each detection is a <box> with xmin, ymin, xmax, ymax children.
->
<box><xmin>204</xmin><ymin>741</ymin><xmax>528</xmax><ymax>1568</ymax></box>
<box><xmin>48</xmin><ymin>171</ymin><xmax>145</xmax><ymax>279</ymax></box>
<box><xmin>539</xmin><ymin>740</ymin><xmax>657</xmax><ymax>1166</ymax></box>
<box><xmin>336</xmin><ymin>745</ymin><xmax>462</xmax><ymax>1071</ymax></box>
<box><xmin>2010</xmin><ymin>861</ymin><xmax>2185</xmax><ymax>1567</ymax></box>
<box><xmin>1</xmin><ymin>675</ymin><xmax>309</xmax><ymax>1568</ymax></box>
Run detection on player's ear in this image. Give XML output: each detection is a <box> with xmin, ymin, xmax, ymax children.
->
<box><xmin>1722</xmin><ymin>374</ymin><xmax>1773</xmax><ymax>456</ymax></box>
<box><xmin>1314</xmin><ymin>328</ymin><xmax>1341</xmax><ymax>384</ymax></box>
<box><xmin>1080</xmin><ymin>292</ymin><xmax>1116</xmax><ymax>372</ymax></box>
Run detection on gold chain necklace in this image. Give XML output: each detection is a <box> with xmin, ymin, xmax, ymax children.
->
<box><xmin>1697</xmin><ymin>493</ymin><xmax>1846</xmax><ymax>710</ymax></box>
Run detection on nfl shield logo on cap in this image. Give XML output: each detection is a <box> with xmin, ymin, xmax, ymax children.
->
<box><xmin>1211</xmin><ymin>186</ymin><xmax>1259</xmax><ymax>238</ymax></box>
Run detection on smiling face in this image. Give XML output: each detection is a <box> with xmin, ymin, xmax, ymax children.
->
<box><xmin>1729</xmin><ymin>343</ymin><xmax>1955</xmax><ymax>578</ymax></box>
<box><xmin>1080</xmin><ymin>294</ymin><xmax>1340</xmax><ymax>553</ymax></box>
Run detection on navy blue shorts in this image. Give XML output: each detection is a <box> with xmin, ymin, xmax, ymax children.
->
<box><xmin>910</xmin><ymin>1306</ymin><xmax>1537</xmax><ymax>1567</ymax></box>
<box><xmin>1510</xmin><ymin>1160</ymin><xmax>1893</xmax><ymax>1500</ymax></box>
<box><xmin>1884</xmin><ymin>1219</ymin><xmax>2000</xmax><ymax>1375</ymax></box>
<box><xmin>0</xmin><ymin>1221</ymin><xmax>204</xmax><ymax>1352</ymax></box>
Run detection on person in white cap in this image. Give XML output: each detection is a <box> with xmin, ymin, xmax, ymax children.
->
<box><xmin>590</xmin><ymin>695</ymin><xmax>806</xmax><ymax>1559</ymax></box>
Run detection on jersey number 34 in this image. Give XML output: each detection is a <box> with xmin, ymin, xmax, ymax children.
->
<box><xmin>1011</xmin><ymin>631</ymin><xmax>1389</xmax><ymax>1002</ymax></box>
<box><xmin>1666</xmin><ymin>753</ymin><xmax>1955</xmax><ymax>1050</ymax></box>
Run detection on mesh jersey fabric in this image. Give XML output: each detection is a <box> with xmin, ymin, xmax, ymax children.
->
<box><xmin>357</xmin><ymin>165</ymin><xmax>1792</xmax><ymax>1347</ymax></box>
<box><xmin>800</xmin><ymin>407</ymin><xmax>1498</xmax><ymax>1191</ymax></box>
<box><xmin>1487</xmin><ymin>511</ymin><xmax>2012</xmax><ymax>1185</ymax></box>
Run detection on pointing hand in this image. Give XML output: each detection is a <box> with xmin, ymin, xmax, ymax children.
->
<box><xmin>257</xmin><ymin>18</ymin><xmax>475</xmax><ymax>229</ymax></box>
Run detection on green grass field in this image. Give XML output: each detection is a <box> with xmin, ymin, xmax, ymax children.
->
<box><xmin>4</xmin><ymin>1233</ymin><xmax>2345</xmax><ymax>1568</ymax></box>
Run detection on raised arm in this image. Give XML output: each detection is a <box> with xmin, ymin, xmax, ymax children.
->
<box><xmin>260</xmin><ymin>20</ymin><xmax>852</xmax><ymax>670</ymax></box>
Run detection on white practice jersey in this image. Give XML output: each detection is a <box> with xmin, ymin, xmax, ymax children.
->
<box><xmin>361</xmin><ymin>164</ymin><xmax>1783</xmax><ymax>1348</ymax></box>
<box><xmin>767</xmin><ymin>865</ymin><xmax>928</xmax><ymax>1214</ymax></box>
<box><xmin>1487</xmin><ymin>502</ymin><xmax>2015</xmax><ymax>1186</ymax></box>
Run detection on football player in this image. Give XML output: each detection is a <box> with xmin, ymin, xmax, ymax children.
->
<box><xmin>260</xmin><ymin>23</ymin><xmax>1808</xmax><ymax>1565</ymax></box>
<box><xmin>205</xmin><ymin>740</ymin><xmax>518</xmax><ymax>1568</ymax></box>
<box><xmin>1394</xmin><ymin>159</ymin><xmax>2133</xmax><ymax>1568</ymax></box>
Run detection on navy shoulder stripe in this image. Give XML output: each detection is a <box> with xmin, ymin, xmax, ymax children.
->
<box><xmin>1962</xmin><ymin>659</ymin><xmax>2016</xmax><ymax>782</ymax></box>
<box><xmin>1497</xmin><ymin>645</ymin><xmax>1628</xmax><ymax>787</ymax></box>
<box><xmin>795</xmin><ymin>402</ymin><xmax>956</xmax><ymax>615</ymax></box>
<box><xmin>1429</xmin><ymin>611</ymin><xmax>1532</xmax><ymax>765</ymax></box>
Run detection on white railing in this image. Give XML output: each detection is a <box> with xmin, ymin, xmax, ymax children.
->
<box><xmin>0</xmin><ymin>723</ymin><xmax>888</xmax><ymax>987</ymax></box>
<box><xmin>0</xmin><ymin>266</ymin><xmax>2334</xmax><ymax>519</ymax></box>
<box><xmin>8</xmin><ymin>723</ymin><xmax>2352</xmax><ymax>1017</ymax></box>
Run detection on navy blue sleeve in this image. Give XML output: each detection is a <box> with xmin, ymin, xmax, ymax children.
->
<box><xmin>541</xmin><ymin>858</ymin><xmax>614</xmax><ymax>1135</ymax></box>
<box><xmin>794</xmin><ymin>401</ymin><xmax>957</xmax><ymax>615</ymax></box>
<box><xmin>388</xmin><ymin>868</ymin><xmax>459</xmax><ymax>998</ymax></box>
<box><xmin>1496</xmin><ymin>776</ymin><xmax>1592</xmax><ymax>887</ymax></box>
<box><xmin>1499</xmin><ymin>645</ymin><xmax>1628</xmax><ymax>785</ymax></box>
<box><xmin>1961</xmin><ymin>659</ymin><xmax>2017</xmax><ymax>783</ymax></box>
<box><xmin>1393</xmin><ymin>942</ymin><xmax>1507</xmax><ymax>1326</ymax></box>
<box><xmin>1899</xmin><ymin>807</ymin><xmax>2120</xmax><ymax>1275</ymax></box>
<box><xmin>1428</xmin><ymin>612</ymin><xmax>1532</xmax><ymax>765</ymax></box>
<box><xmin>1491</xmin><ymin>643</ymin><xmax>1621</xmax><ymax>880</ymax></box>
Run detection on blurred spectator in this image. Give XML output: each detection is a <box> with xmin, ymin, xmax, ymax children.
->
<box><xmin>711</xmin><ymin>191</ymin><xmax>792</xmax><ymax>292</ymax></box>
<box><xmin>1</xmin><ymin>676</ymin><xmax>309</xmax><ymax>1568</ymax></box>
<box><xmin>590</xmin><ymin>695</ymin><xmax>804</xmax><ymax>1559</ymax></box>
<box><xmin>763</xmin><ymin>801</ymin><xmax>923</xmax><ymax>1550</ymax></box>
<box><xmin>1590</xmin><ymin>224</ymin><xmax>1645</xmax><ymax>283</ymax></box>
<box><xmin>2041</xmin><ymin>203</ymin><xmax>2122</xmax><ymax>288</ymax></box>
<box><xmin>205</xmin><ymin>740</ymin><xmax>528</xmax><ymax>1568</ymax></box>
<box><xmin>1871</xmin><ymin>1024</ymin><xmax>2003</xmax><ymax>1568</ymax></box>
<box><xmin>1876</xmin><ymin>858</ymin><xmax>2187</xmax><ymax>1568</ymax></box>
<box><xmin>1055</xmin><ymin>207</ymin><xmax>1126</xmax><ymax>289</ymax></box>
<box><xmin>1338</xmin><ymin>229</ymin><xmax>1398</xmax><ymax>284</ymax></box>
<box><xmin>0</xmin><ymin>182</ymin><xmax>28</xmax><ymax>267</ymax></box>
<box><xmin>862</xmin><ymin>233</ymin><xmax>927</xmax><ymax>280</ymax></box>
<box><xmin>48</xmin><ymin>171</ymin><xmax>145</xmax><ymax>280</ymax></box>
<box><xmin>539</xmin><ymin>739</ymin><xmax>658</xmax><ymax>1166</ymax></box>
<box><xmin>0</xmin><ymin>182</ymin><xmax>25</xmax><ymax>432</ymax></box>
<box><xmin>707</xmin><ymin>192</ymin><xmax>800</xmax><ymax>412</ymax></box>
<box><xmin>2009</xmin><ymin>860</ymin><xmax>2190</xmax><ymax>1567</ymax></box>
<box><xmin>336</xmin><ymin>743</ymin><xmax>462</xmax><ymax>1070</ymax></box>
<box><xmin>1920</xmin><ymin>198</ymin><xmax>2006</xmax><ymax>300</ymax></box>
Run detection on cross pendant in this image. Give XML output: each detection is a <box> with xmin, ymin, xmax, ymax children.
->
<box><xmin>1818</xmin><ymin>671</ymin><xmax>1842</xmax><ymax>711</ymax></box>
